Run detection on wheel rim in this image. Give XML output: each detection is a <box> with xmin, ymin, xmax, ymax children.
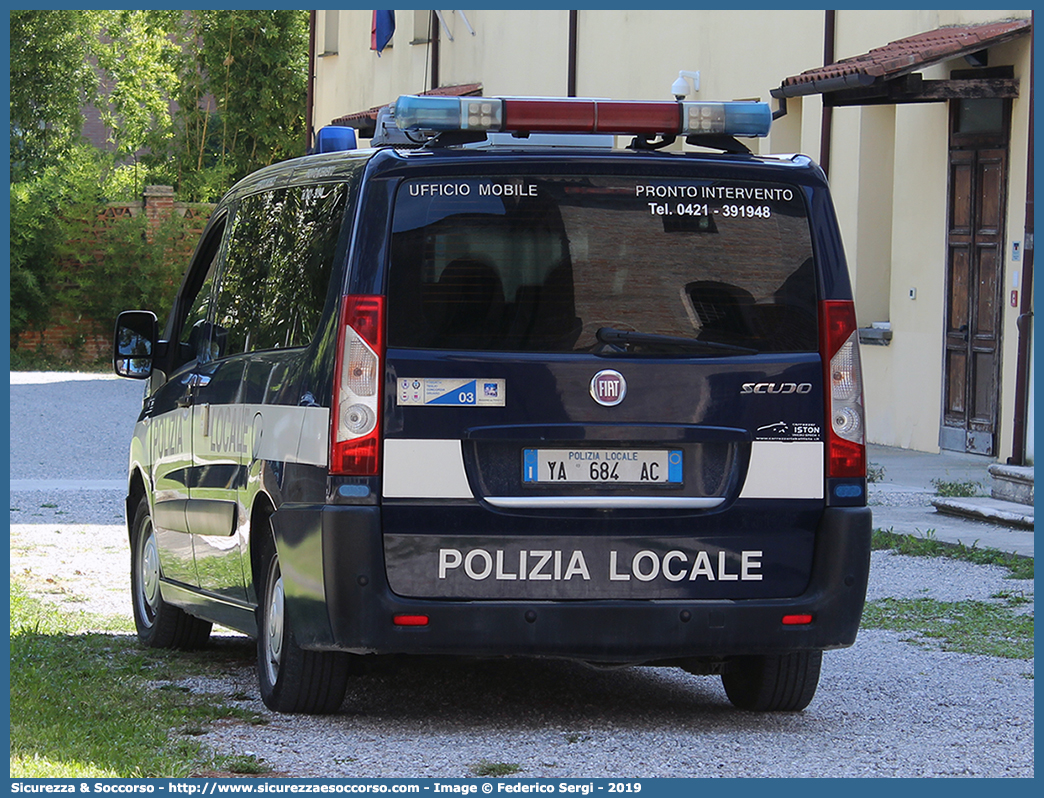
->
<box><xmin>263</xmin><ymin>558</ymin><xmax>285</xmax><ymax>687</ymax></box>
<box><xmin>136</xmin><ymin>518</ymin><xmax>161</xmax><ymax>627</ymax></box>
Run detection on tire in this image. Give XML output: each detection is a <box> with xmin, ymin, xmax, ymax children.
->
<box><xmin>130</xmin><ymin>496</ymin><xmax>212</xmax><ymax>649</ymax></box>
<box><xmin>721</xmin><ymin>651</ymin><xmax>822</xmax><ymax>712</ymax></box>
<box><xmin>256</xmin><ymin>525</ymin><xmax>350</xmax><ymax>713</ymax></box>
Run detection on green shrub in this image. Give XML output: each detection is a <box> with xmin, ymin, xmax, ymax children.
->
<box><xmin>9</xmin><ymin>145</ymin><xmax>126</xmax><ymax>338</ymax></box>
<box><xmin>56</xmin><ymin>208</ymin><xmax>196</xmax><ymax>335</ymax></box>
<box><xmin>10</xmin><ymin>181</ymin><xmax>60</xmax><ymax>337</ymax></box>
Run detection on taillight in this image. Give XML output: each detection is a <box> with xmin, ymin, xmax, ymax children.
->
<box><xmin>820</xmin><ymin>300</ymin><xmax>866</xmax><ymax>478</ymax></box>
<box><xmin>331</xmin><ymin>295</ymin><xmax>384</xmax><ymax>476</ymax></box>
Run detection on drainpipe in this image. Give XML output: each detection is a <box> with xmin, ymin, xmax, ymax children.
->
<box><xmin>1009</xmin><ymin>13</ymin><xmax>1034</xmax><ymax>465</ymax></box>
<box><xmin>430</xmin><ymin>11</ymin><xmax>440</xmax><ymax>90</ymax></box>
<box><xmin>305</xmin><ymin>10</ymin><xmax>316</xmax><ymax>153</ymax></box>
<box><xmin>819</xmin><ymin>9</ymin><xmax>836</xmax><ymax>177</ymax></box>
<box><xmin>568</xmin><ymin>10</ymin><xmax>578</xmax><ymax>97</ymax></box>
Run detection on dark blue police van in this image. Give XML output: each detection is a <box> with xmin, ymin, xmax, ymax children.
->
<box><xmin>114</xmin><ymin>95</ymin><xmax>871</xmax><ymax>714</ymax></box>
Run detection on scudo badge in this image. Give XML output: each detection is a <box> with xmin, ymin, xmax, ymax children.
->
<box><xmin>590</xmin><ymin>369</ymin><xmax>626</xmax><ymax>406</ymax></box>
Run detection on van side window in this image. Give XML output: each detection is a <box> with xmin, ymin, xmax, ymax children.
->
<box><xmin>177</xmin><ymin>218</ymin><xmax>226</xmax><ymax>366</ymax></box>
<box><xmin>211</xmin><ymin>183</ymin><xmax>349</xmax><ymax>358</ymax></box>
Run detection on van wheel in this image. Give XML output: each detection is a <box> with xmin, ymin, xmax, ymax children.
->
<box><xmin>130</xmin><ymin>497</ymin><xmax>212</xmax><ymax>649</ymax></box>
<box><xmin>721</xmin><ymin>651</ymin><xmax>822</xmax><ymax>711</ymax></box>
<box><xmin>256</xmin><ymin>527</ymin><xmax>350</xmax><ymax>713</ymax></box>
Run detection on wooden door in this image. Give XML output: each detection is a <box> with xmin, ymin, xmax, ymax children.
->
<box><xmin>941</xmin><ymin>99</ymin><xmax>1009</xmax><ymax>455</ymax></box>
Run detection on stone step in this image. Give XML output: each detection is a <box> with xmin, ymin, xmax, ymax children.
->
<box><xmin>989</xmin><ymin>464</ymin><xmax>1034</xmax><ymax>506</ymax></box>
<box><xmin>931</xmin><ymin>496</ymin><xmax>1034</xmax><ymax>529</ymax></box>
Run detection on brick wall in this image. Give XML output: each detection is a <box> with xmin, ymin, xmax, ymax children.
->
<box><xmin>19</xmin><ymin>310</ymin><xmax>112</xmax><ymax>362</ymax></box>
<box><xmin>15</xmin><ymin>187</ymin><xmax>213</xmax><ymax>364</ymax></box>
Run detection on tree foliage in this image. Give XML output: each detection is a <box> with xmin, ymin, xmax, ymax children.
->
<box><xmin>170</xmin><ymin>10</ymin><xmax>309</xmax><ymax>200</ymax></box>
<box><xmin>10</xmin><ymin>9</ymin><xmax>307</xmax><ymax>196</ymax></box>
<box><xmin>9</xmin><ymin>10</ymin><xmax>103</xmax><ymax>181</ymax></box>
<box><xmin>9</xmin><ymin>10</ymin><xmax>310</xmax><ymax>341</ymax></box>
<box><xmin>9</xmin><ymin>147</ymin><xmax>113</xmax><ymax>337</ymax></box>
<box><xmin>94</xmin><ymin>10</ymin><xmax>182</xmax><ymax>162</ymax></box>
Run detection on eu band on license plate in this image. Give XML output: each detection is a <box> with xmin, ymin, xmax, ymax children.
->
<box><xmin>523</xmin><ymin>449</ymin><xmax>683</xmax><ymax>484</ymax></box>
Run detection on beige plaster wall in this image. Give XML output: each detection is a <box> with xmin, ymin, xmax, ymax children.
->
<box><xmin>311</xmin><ymin>9</ymin><xmax>827</xmax><ymax>130</ymax></box>
<box><xmin>997</xmin><ymin>36</ymin><xmax>1033</xmax><ymax>463</ymax></box>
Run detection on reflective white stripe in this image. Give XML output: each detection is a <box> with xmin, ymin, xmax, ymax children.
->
<box><xmin>294</xmin><ymin>406</ymin><xmax>330</xmax><ymax>466</ymax></box>
<box><xmin>383</xmin><ymin>439</ymin><xmax>473</xmax><ymax>499</ymax></box>
<box><xmin>739</xmin><ymin>441</ymin><xmax>824</xmax><ymax>499</ymax></box>
<box><xmin>485</xmin><ymin>496</ymin><xmax>725</xmax><ymax>510</ymax></box>
<box><xmin>382</xmin><ymin>439</ymin><xmax>825</xmax><ymax>501</ymax></box>
<box><xmin>248</xmin><ymin>405</ymin><xmax>318</xmax><ymax>465</ymax></box>
<box><xmin>137</xmin><ymin>404</ymin><xmax>329</xmax><ymax>468</ymax></box>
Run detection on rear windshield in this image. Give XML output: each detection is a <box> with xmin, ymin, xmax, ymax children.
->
<box><xmin>387</xmin><ymin>175</ymin><xmax>817</xmax><ymax>354</ymax></box>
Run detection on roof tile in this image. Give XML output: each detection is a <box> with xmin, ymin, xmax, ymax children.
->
<box><xmin>780</xmin><ymin>18</ymin><xmax>1030</xmax><ymax>92</ymax></box>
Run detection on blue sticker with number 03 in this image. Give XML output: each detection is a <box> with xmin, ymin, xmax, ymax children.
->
<box><xmin>397</xmin><ymin>378</ymin><xmax>506</xmax><ymax>407</ymax></box>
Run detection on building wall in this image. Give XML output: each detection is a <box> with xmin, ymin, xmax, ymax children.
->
<box><xmin>311</xmin><ymin>9</ymin><xmax>1033</xmax><ymax>460</ymax></box>
<box><xmin>827</xmin><ymin>9</ymin><xmax>1031</xmax><ymax>457</ymax></box>
<box><xmin>996</xmin><ymin>36</ymin><xmax>1032</xmax><ymax>463</ymax></box>
<box><xmin>312</xmin><ymin>10</ymin><xmax>827</xmax><ymax>136</ymax></box>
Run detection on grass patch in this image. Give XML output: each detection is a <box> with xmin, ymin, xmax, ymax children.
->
<box><xmin>225</xmin><ymin>755</ymin><xmax>272</xmax><ymax>775</ymax></box>
<box><xmin>10</xmin><ymin>581</ymin><xmax>267</xmax><ymax>778</ymax></box>
<box><xmin>861</xmin><ymin>596</ymin><xmax>1033</xmax><ymax>659</ymax></box>
<box><xmin>866</xmin><ymin>462</ymin><xmax>885</xmax><ymax>483</ymax></box>
<box><xmin>471</xmin><ymin>759</ymin><xmax>522</xmax><ymax>777</ymax></box>
<box><xmin>931</xmin><ymin>478</ymin><xmax>983</xmax><ymax>497</ymax></box>
<box><xmin>871</xmin><ymin>528</ymin><xmax>1033</xmax><ymax>580</ymax></box>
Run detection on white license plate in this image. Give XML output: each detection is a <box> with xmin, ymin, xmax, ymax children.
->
<box><xmin>523</xmin><ymin>449</ymin><xmax>682</xmax><ymax>484</ymax></box>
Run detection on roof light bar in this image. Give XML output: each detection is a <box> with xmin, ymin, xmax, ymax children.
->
<box><xmin>395</xmin><ymin>95</ymin><xmax>504</xmax><ymax>132</ymax></box>
<box><xmin>680</xmin><ymin>102</ymin><xmax>772</xmax><ymax>137</ymax></box>
<box><xmin>394</xmin><ymin>95</ymin><xmax>772</xmax><ymax>137</ymax></box>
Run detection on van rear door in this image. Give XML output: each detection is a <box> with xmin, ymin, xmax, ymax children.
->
<box><xmin>379</xmin><ymin>168</ymin><xmax>827</xmax><ymax>603</ymax></box>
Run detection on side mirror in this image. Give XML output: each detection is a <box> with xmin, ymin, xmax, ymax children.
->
<box><xmin>114</xmin><ymin>310</ymin><xmax>158</xmax><ymax>379</ymax></box>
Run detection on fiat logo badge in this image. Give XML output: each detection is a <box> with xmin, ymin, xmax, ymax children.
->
<box><xmin>590</xmin><ymin>369</ymin><xmax>626</xmax><ymax>406</ymax></box>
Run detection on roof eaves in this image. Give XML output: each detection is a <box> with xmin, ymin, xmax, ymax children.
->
<box><xmin>774</xmin><ymin>18</ymin><xmax>1031</xmax><ymax>98</ymax></box>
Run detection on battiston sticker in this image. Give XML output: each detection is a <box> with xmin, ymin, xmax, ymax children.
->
<box><xmin>753</xmin><ymin>421</ymin><xmax>822</xmax><ymax>442</ymax></box>
<box><xmin>397</xmin><ymin>378</ymin><xmax>506</xmax><ymax>407</ymax></box>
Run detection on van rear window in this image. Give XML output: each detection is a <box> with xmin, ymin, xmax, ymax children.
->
<box><xmin>387</xmin><ymin>176</ymin><xmax>817</xmax><ymax>353</ymax></box>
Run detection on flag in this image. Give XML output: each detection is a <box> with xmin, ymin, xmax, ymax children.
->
<box><xmin>372</xmin><ymin>10</ymin><xmax>395</xmax><ymax>55</ymax></box>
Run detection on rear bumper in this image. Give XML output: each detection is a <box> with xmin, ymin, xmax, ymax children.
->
<box><xmin>272</xmin><ymin>504</ymin><xmax>872</xmax><ymax>662</ymax></box>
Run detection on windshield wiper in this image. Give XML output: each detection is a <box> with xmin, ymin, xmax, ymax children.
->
<box><xmin>595</xmin><ymin>327</ymin><xmax>759</xmax><ymax>356</ymax></box>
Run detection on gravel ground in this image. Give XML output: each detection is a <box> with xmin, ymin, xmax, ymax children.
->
<box><xmin>10</xmin><ymin>523</ymin><xmax>1034</xmax><ymax>778</ymax></box>
<box><xmin>10</xmin><ymin>371</ymin><xmax>144</xmax><ymax>482</ymax></box>
<box><xmin>9</xmin><ymin>372</ymin><xmax>1035</xmax><ymax>778</ymax></box>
